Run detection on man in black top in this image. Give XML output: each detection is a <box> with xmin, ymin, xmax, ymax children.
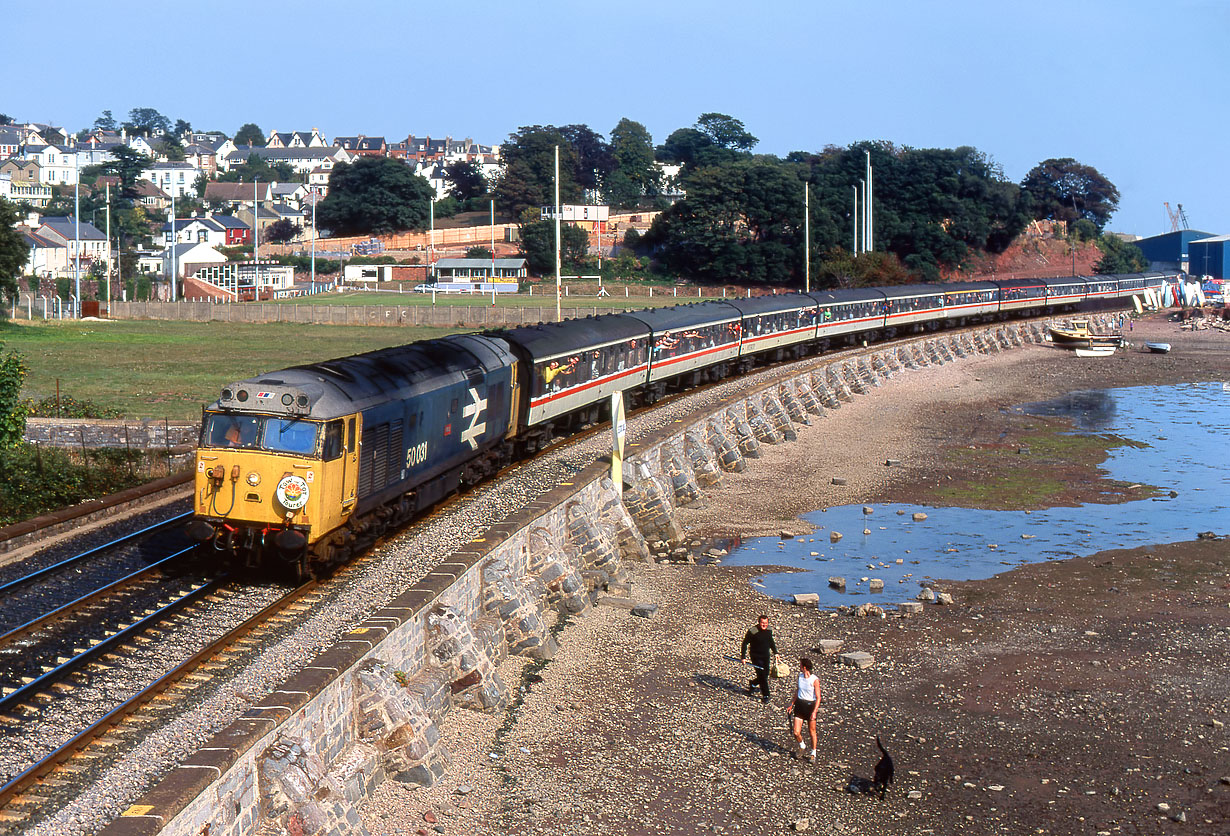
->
<box><xmin>740</xmin><ymin>614</ymin><xmax>777</xmax><ymax>704</ymax></box>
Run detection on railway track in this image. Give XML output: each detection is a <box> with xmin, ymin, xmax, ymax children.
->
<box><xmin>0</xmin><ymin>315</ymin><xmax>1084</xmax><ymax>832</ymax></box>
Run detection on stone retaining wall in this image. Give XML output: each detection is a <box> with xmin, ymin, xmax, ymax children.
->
<box><xmin>23</xmin><ymin>418</ymin><xmax>198</xmax><ymax>452</ymax></box>
<box><xmin>97</xmin><ymin>318</ymin><xmax>1080</xmax><ymax>836</ymax></box>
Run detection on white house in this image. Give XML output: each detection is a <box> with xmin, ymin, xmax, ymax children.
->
<box><xmin>162</xmin><ymin>241</ymin><xmax>227</xmax><ymax>278</ymax></box>
<box><xmin>162</xmin><ymin>217</ymin><xmax>231</xmax><ymax>248</ymax></box>
<box><xmin>36</xmin><ymin>216</ymin><xmax>108</xmax><ymax>267</ymax></box>
<box><xmin>24</xmin><ymin>145</ymin><xmax>78</xmax><ymax>185</ymax></box>
<box><xmin>141</xmin><ymin>161</ymin><xmax>201</xmax><ymax>198</ymax></box>
<box><xmin>18</xmin><ymin>228</ymin><xmax>68</xmax><ymax>279</ymax></box>
<box><xmin>220</xmin><ymin>145</ymin><xmax>351</xmax><ymax>176</ymax></box>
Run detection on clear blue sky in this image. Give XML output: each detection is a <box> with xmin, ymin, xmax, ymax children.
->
<box><xmin>10</xmin><ymin>0</ymin><xmax>1226</xmax><ymax>237</ymax></box>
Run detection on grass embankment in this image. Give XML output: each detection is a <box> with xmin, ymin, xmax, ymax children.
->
<box><xmin>0</xmin><ymin>320</ymin><xmax>460</xmax><ymax>421</ymax></box>
<box><xmin>248</xmin><ymin>286</ymin><xmax>710</xmax><ymax>309</ymax></box>
<box><xmin>0</xmin><ymin>446</ymin><xmax>164</xmax><ymax>526</ymax></box>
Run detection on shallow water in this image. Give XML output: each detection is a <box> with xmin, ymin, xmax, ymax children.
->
<box><xmin>723</xmin><ymin>382</ymin><xmax>1230</xmax><ymax>607</ymax></box>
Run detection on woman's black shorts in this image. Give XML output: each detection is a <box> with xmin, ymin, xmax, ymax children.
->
<box><xmin>793</xmin><ymin>699</ymin><xmax>816</xmax><ymax>720</ymax></box>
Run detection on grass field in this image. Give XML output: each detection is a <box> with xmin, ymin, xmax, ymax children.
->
<box><xmin>0</xmin><ymin>320</ymin><xmax>462</xmax><ymax>421</ymax></box>
<box><xmin>250</xmin><ymin>286</ymin><xmax>720</xmax><ymax>308</ymax></box>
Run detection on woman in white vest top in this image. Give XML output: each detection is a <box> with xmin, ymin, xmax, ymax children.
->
<box><xmin>787</xmin><ymin>657</ymin><xmax>820</xmax><ymax>763</ymax></box>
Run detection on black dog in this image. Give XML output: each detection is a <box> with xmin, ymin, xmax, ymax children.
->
<box><xmin>872</xmin><ymin>735</ymin><xmax>895</xmax><ymax>798</ymax></box>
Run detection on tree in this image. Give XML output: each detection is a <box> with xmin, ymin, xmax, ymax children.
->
<box><xmin>518</xmin><ymin>220</ymin><xmax>589</xmax><ymax>275</ymax></box>
<box><xmin>1021</xmin><ymin>158</ymin><xmax>1120</xmax><ymax>231</ymax></box>
<box><xmin>445</xmin><ymin>161</ymin><xmax>487</xmax><ymax>201</ymax></box>
<box><xmin>557</xmin><ymin>124</ymin><xmax>613</xmax><ymax>191</ymax></box>
<box><xmin>316</xmin><ymin>157</ymin><xmax>434</xmax><ymax>236</ymax></box>
<box><xmin>193</xmin><ymin>172</ymin><xmax>209</xmax><ymax>198</ymax></box>
<box><xmin>0</xmin><ymin>114</ymin><xmax>12</xmax><ymax>126</ymax></box>
<box><xmin>103</xmin><ymin>146</ymin><xmax>151</xmax><ymax>200</ymax></box>
<box><xmin>493</xmin><ymin>126</ymin><xmax>582</xmax><ymax>219</ymax></box>
<box><xmin>173</xmin><ymin>118</ymin><xmax>192</xmax><ymax>138</ymax></box>
<box><xmin>1094</xmin><ymin>235</ymin><xmax>1148</xmax><ymax>274</ymax></box>
<box><xmin>93</xmin><ymin>110</ymin><xmax>117</xmax><ymax>132</ymax></box>
<box><xmin>0</xmin><ymin>198</ymin><xmax>29</xmax><ymax>301</ymax></box>
<box><xmin>465</xmin><ymin>246</ymin><xmax>492</xmax><ymax>259</ymax></box>
<box><xmin>234</xmin><ymin>123</ymin><xmax>266</xmax><ymax>147</ymax></box>
<box><xmin>696</xmin><ymin>112</ymin><xmax>758</xmax><ymax>151</ymax></box>
<box><xmin>608</xmin><ymin>118</ymin><xmax>658</xmax><ymax>208</ymax></box>
<box><xmin>264</xmin><ymin>218</ymin><xmax>302</xmax><ymax>244</ymax></box>
<box><xmin>646</xmin><ymin>157</ymin><xmax>804</xmax><ymax>284</ymax></box>
<box><xmin>0</xmin><ymin>341</ymin><xmax>28</xmax><ymax>449</ymax></box>
<box><xmin>125</xmin><ymin>107</ymin><xmax>171</xmax><ymax>136</ymax></box>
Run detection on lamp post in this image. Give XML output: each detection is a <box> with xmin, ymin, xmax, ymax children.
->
<box><xmin>554</xmin><ymin>145</ymin><xmax>561</xmax><ymax>323</ymax></box>
<box><xmin>74</xmin><ymin>149</ymin><xmax>80</xmax><ymax>316</ymax></box>
<box><xmin>170</xmin><ymin>185</ymin><xmax>177</xmax><ymax>300</ymax></box>
<box><xmin>252</xmin><ymin>177</ymin><xmax>259</xmax><ymax>300</ymax></box>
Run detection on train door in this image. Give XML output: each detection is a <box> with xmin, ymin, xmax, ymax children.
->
<box><xmin>342</xmin><ymin>415</ymin><xmax>359</xmax><ymax>515</ymax></box>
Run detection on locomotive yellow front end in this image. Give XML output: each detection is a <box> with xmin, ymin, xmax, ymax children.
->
<box><xmin>187</xmin><ymin>380</ymin><xmax>359</xmax><ymax>574</ymax></box>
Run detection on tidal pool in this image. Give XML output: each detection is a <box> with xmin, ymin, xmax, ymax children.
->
<box><xmin>723</xmin><ymin>382</ymin><xmax>1230</xmax><ymax>607</ymax></box>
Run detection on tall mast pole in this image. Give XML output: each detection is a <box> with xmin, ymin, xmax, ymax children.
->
<box><xmin>852</xmin><ymin>185</ymin><xmax>859</xmax><ymax>254</ymax></box>
<box><xmin>804</xmin><ymin>183</ymin><xmax>810</xmax><ymax>293</ymax></box>
<box><xmin>865</xmin><ymin>150</ymin><xmax>872</xmax><ymax>253</ymax></box>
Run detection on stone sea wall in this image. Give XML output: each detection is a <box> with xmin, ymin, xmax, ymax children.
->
<box><xmin>99</xmin><ymin>319</ymin><xmax>1066</xmax><ymax>836</ymax></box>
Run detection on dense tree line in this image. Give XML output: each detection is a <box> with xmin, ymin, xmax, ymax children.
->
<box><xmin>492</xmin><ymin>112</ymin><xmax>1132</xmax><ymax>285</ymax></box>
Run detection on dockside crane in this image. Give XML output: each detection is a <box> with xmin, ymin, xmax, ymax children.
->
<box><xmin>1164</xmin><ymin>202</ymin><xmax>1191</xmax><ymax>232</ymax></box>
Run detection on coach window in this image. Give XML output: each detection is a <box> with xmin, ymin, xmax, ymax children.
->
<box><xmin>323</xmin><ymin>421</ymin><xmax>344</xmax><ymax>461</ymax></box>
<box><xmin>346</xmin><ymin>418</ymin><xmax>356</xmax><ymax>453</ymax></box>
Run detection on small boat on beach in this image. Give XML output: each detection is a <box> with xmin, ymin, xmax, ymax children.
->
<box><xmin>1145</xmin><ymin>342</ymin><xmax>1171</xmax><ymax>354</ymax></box>
<box><xmin>1074</xmin><ymin>346</ymin><xmax>1117</xmax><ymax>358</ymax></box>
<box><xmin>1048</xmin><ymin>319</ymin><xmax>1124</xmax><ymax>351</ymax></box>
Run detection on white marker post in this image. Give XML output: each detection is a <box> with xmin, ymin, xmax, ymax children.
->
<box><xmin>610</xmin><ymin>391</ymin><xmax>626</xmax><ymax>498</ymax></box>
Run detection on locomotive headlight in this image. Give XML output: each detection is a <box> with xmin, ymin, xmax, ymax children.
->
<box><xmin>275</xmin><ymin>475</ymin><xmax>309</xmax><ymax>510</ymax></box>
<box><xmin>246</xmin><ymin>472</ymin><xmax>261</xmax><ymax>487</ymax></box>
<box><xmin>281</xmin><ymin>393</ymin><xmax>294</xmax><ymax>406</ymax></box>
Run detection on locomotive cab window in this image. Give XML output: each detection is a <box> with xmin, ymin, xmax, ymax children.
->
<box><xmin>204</xmin><ymin>414</ymin><xmax>260</xmax><ymax>448</ymax></box>
<box><xmin>346</xmin><ymin>418</ymin><xmax>356</xmax><ymax>453</ymax></box>
<box><xmin>323</xmin><ymin>421</ymin><xmax>344</xmax><ymax>461</ymax></box>
<box><xmin>263</xmin><ymin>418</ymin><xmax>320</xmax><ymax>456</ymax></box>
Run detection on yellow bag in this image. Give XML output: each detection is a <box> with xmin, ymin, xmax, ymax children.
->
<box><xmin>770</xmin><ymin>659</ymin><xmax>790</xmax><ymax>679</ymax></box>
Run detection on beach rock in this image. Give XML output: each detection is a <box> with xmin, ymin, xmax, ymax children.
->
<box><xmin>869</xmin><ymin>579</ymin><xmax>884</xmax><ymax>591</ymax></box>
<box><xmin>816</xmin><ymin>639</ymin><xmax>845</xmax><ymax>655</ymax></box>
<box><xmin>917</xmin><ymin>588</ymin><xmax>936</xmax><ymax>603</ymax></box>
<box><xmin>854</xmin><ymin>603</ymin><xmax>885</xmax><ymax>618</ymax></box>
<box><xmin>840</xmin><ymin>651</ymin><xmax>874</xmax><ymax>669</ymax></box>
<box><xmin>936</xmin><ymin>592</ymin><xmax>954</xmax><ymax>605</ymax></box>
<box><xmin>790</xmin><ymin>818</ymin><xmax>810</xmax><ymax>831</ymax></box>
<box><xmin>907</xmin><ymin>790</ymin><xmax>923</xmax><ymax>800</ymax></box>
<box><xmin>828</xmin><ymin>577</ymin><xmax>846</xmax><ymax>589</ymax></box>
<box><xmin>863</xmin><ymin>528</ymin><xmax>872</xmax><ymax>535</ymax></box>
<box><xmin>793</xmin><ymin>593</ymin><xmax>820</xmax><ymax>607</ymax></box>
<box><xmin>862</xmin><ymin>506</ymin><xmax>874</xmax><ymax>515</ymax></box>
<box><xmin>912</xmin><ymin>512</ymin><xmax>928</xmax><ymax>522</ymax></box>
<box><xmin>631</xmin><ymin>603</ymin><xmax>659</xmax><ymax>618</ymax></box>
<box><xmin>897</xmin><ymin>601</ymin><xmax>923</xmax><ymax>616</ymax></box>
<box><xmin>830</xmin><ymin>531</ymin><xmax>843</xmax><ymax>543</ymax></box>
<box><xmin>831</xmin><ymin>477</ymin><xmax>847</xmax><ymax>486</ymax></box>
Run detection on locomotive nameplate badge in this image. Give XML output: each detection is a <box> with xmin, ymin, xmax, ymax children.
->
<box><xmin>276</xmin><ymin>474</ymin><xmax>310</xmax><ymax>510</ymax></box>
<box><xmin>460</xmin><ymin>386</ymin><xmax>488</xmax><ymax>450</ymax></box>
